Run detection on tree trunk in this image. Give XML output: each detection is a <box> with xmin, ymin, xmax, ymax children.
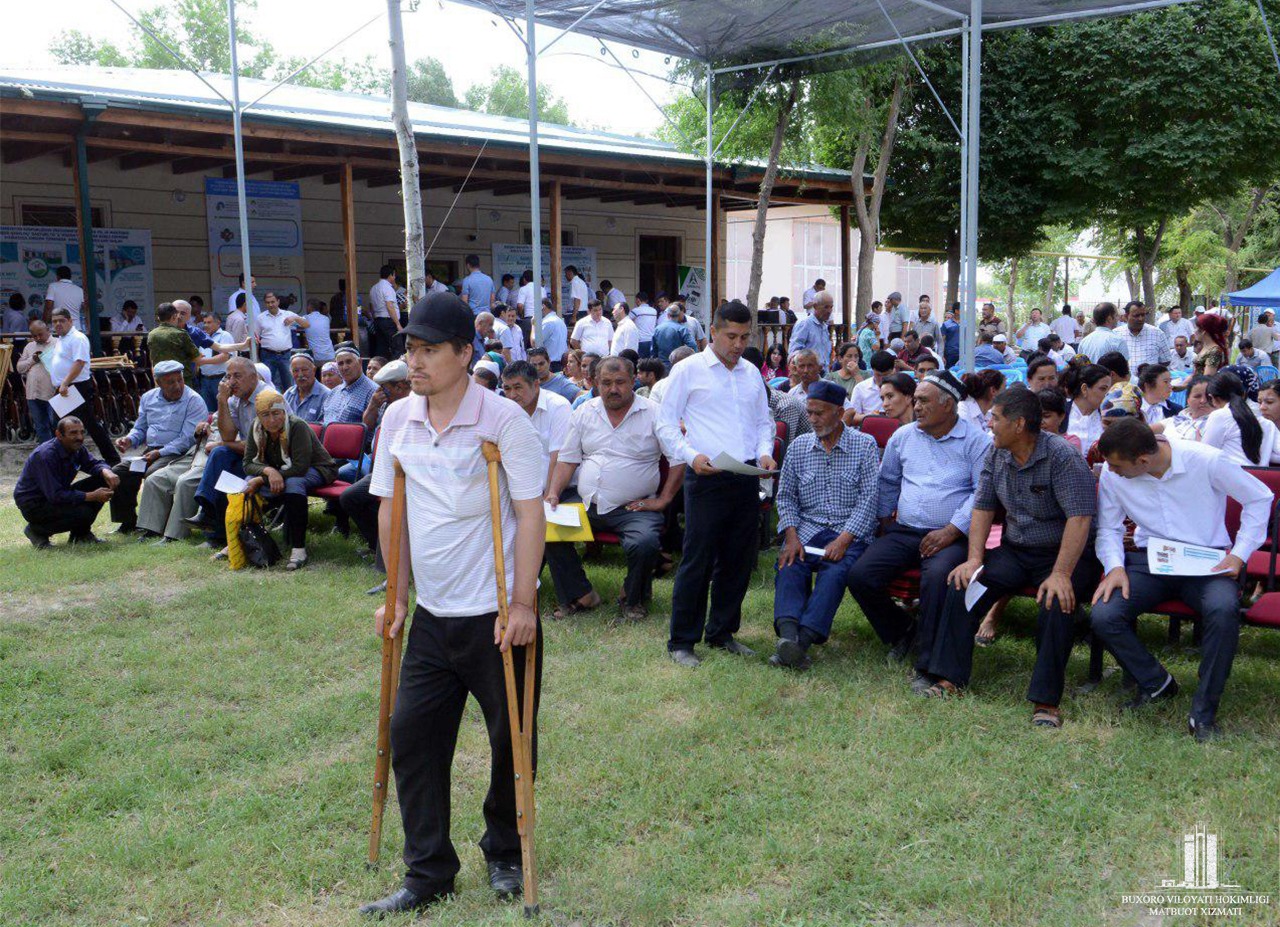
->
<box><xmin>945</xmin><ymin>230</ymin><xmax>960</xmax><ymax>310</ymax></box>
<box><xmin>1006</xmin><ymin>257</ymin><xmax>1019</xmax><ymax>328</ymax></box>
<box><xmin>1124</xmin><ymin>267</ymin><xmax>1140</xmax><ymax>304</ymax></box>
<box><xmin>1221</xmin><ymin>185</ymin><xmax>1272</xmax><ymax>293</ymax></box>
<box><xmin>852</xmin><ymin>67</ymin><xmax>906</xmax><ymax>325</ymax></box>
<box><xmin>1176</xmin><ymin>266</ymin><xmax>1192</xmax><ymax>310</ymax></box>
<box><xmin>387</xmin><ymin>0</ymin><xmax>425</xmax><ymax>304</ymax></box>
<box><xmin>745</xmin><ymin>79</ymin><xmax>800</xmax><ymax>327</ymax></box>
<box><xmin>1043</xmin><ymin>257</ymin><xmax>1057</xmax><ymax>314</ymax></box>
<box><xmin>1133</xmin><ymin>220</ymin><xmax>1166</xmax><ymax>309</ymax></box>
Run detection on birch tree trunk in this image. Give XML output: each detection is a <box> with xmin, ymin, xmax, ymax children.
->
<box><xmin>745</xmin><ymin>79</ymin><xmax>800</xmax><ymax>327</ymax></box>
<box><xmin>1006</xmin><ymin>257</ymin><xmax>1019</xmax><ymax>325</ymax></box>
<box><xmin>387</xmin><ymin>0</ymin><xmax>425</xmax><ymax>304</ymax></box>
<box><xmin>852</xmin><ymin>68</ymin><xmax>906</xmax><ymax>325</ymax></box>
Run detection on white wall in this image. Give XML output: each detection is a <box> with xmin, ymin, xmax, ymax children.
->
<box><xmin>0</xmin><ymin>153</ymin><xmax>719</xmax><ymax>316</ymax></box>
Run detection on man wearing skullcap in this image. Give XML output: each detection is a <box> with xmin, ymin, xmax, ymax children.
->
<box><xmin>846</xmin><ymin>370</ymin><xmax>992</xmax><ymax>682</ymax></box>
<box><xmin>321</xmin><ymin>342</ymin><xmax>378</xmax><ymax>426</ymax></box>
<box><xmin>107</xmin><ymin>359</ymin><xmax>208</xmax><ymax>535</ymax></box>
<box><xmin>771</xmin><ymin>380</ymin><xmax>880</xmax><ymax>670</ymax></box>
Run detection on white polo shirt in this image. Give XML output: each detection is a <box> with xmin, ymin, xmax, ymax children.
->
<box><xmin>571</xmin><ymin>315</ymin><xmax>613</xmax><ymax>356</ymax></box>
<box><xmin>46</xmin><ymin>279</ymin><xmax>86</xmax><ymax>331</ymax></box>
<box><xmin>369</xmin><ymin>383</ymin><xmax>545</xmax><ymax>616</ymax></box>
<box><xmin>49</xmin><ymin>328</ymin><xmax>92</xmax><ymax>384</ymax></box>
<box><xmin>560</xmin><ymin>394</ymin><xmax>682</xmax><ymax>514</ymax></box>
<box><xmin>369</xmin><ymin>279</ymin><xmax>398</xmax><ymax>320</ymax></box>
<box><xmin>254</xmin><ymin>309</ymin><xmax>301</xmax><ymax>352</ymax></box>
<box><xmin>568</xmin><ymin>275</ymin><xmax>591</xmax><ymax>314</ymax></box>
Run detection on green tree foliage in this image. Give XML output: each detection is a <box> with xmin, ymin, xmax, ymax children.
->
<box><xmin>464</xmin><ymin>65</ymin><xmax>571</xmax><ymax>124</ymax></box>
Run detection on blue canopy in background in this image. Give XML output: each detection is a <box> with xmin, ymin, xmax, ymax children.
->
<box><xmin>1226</xmin><ymin>267</ymin><xmax>1280</xmax><ymax>309</ymax></box>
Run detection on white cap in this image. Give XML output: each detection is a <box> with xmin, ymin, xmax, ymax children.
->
<box><xmin>255</xmin><ymin>362</ymin><xmax>272</xmax><ymax>384</ymax></box>
<box><xmin>153</xmin><ymin>359</ymin><xmax>184</xmax><ymax>376</ymax></box>
<box><xmin>1194</xmin><ymin>305</ymin><xmax>1206</xmax><ymax>314</ymax></box>
<box><xmin>993</xmin><ymin>333</ymin><xmax>1008</xmax><ymax>343</ymax></box>
<box><xmin>373</xmin><ymin>359</ymin><xmax>409</xmax><ymax>384</ymax></box>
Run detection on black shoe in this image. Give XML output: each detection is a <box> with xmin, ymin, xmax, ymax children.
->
<box><xmin>358</xmin><ymin>885</ymin><xmax>451</xmax><ymax>918</ymax></box>
<box><xmin>774</xmin><ymin>637</ymin><xmax>807</xmax><ymax>668</ymax></box>
<box><xmin>910</xmin><ymin>671</ymin><xmax>935</xmax><ymax>695</ymax></box>
<box><xmin>183</xmin><ymin>507</ymin><xmax>214</xmax><ymax>530</ymax></box>
<box><xmin>769</xmin><ymin>646</ymin><xmax>812</xmax><ymax>672</ymax></box>
<box><xmin>1122</xmin><ymin>675</ymin><xmax>1179</xmax><ymax>711</ymax></box>
<box><xmin>68</xmin><ymin>532</ymin><xmax>104</xmax><ymax>545</ymax></box>
<box><xmin>887</xmin><ymin>623</ymin><xmax>917</xmax><ymax>664</ymax></box>
<box><xmin>113</xmin><ymin>523</ymin><xmax>135</xmax><ymax>535</ymax></box>
<box><xmin>669</xmin><ymin>648</ymin><xmax>701</xmax><ymax>668</ymax></box>
<box><xmin>487</xmin><ymin>861</ymin><xmax>523</xmax><ymax>900</ymax></box>
<box><xmin>366</xmin><ymin>579</ymin><xmax>388</xmax><ymax>596</ymax></box>
<box><xmin>24</xmin><ymin>525</ymin><xmax>50</xmax><ymax>550</ymax></box>
<box><xmin>1189</xmin><ymin>717</ymin><xmax>1222</xmax><ymax>743</ymax></box>
<box><xmin>709</xmin><ymin>638</ymin><xmax>756</xmax><ymax>657</ymax></box>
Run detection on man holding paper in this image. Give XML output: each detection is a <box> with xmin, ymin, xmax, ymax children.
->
<box><xmin>923</xmin><ymin>389</ymin><xmax>1101</xmax><ymax>725</ymax></box>
<box><xmin>1089</xmin><ymin>418</ymin><xmax>1271</xmax><ymax>742</ymax></box>
<box><xmin>47</xmin><ymin>308</ymin><xmax>121</xmax><ymax>465</ymax></box>
<box><xmin>771</xmin><ymin>380</ymin><xmax>879</xmax><ymax>670</ymax></box>
<box><xmin>658</xmin><ymin>300</ymin><xmax>776</xmax><ymax>666</ymax></box>
<box><xmin>107</xmin><ymin>360</ymin><xmax>207</xmax><ymax>535</ymax></box>
<box><xmin>544</xmin><ymin>357</ymin><xmax>685</xmax><ymax>623</ymax></box>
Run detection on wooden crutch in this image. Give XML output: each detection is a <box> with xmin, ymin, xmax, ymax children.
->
<box><xmin>480</xmin><ymin>440</ymin><xmax>540</xmax><ymax>918</ymax></box>
<box><xmin>369</xmin><ymin>461</ymin><xmax>407</xmax><ymax>865</ymax></box>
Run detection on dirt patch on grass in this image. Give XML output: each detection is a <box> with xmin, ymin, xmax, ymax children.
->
<box><xmin>2</xmin><ymin>564</ymin><xmax>193</xmax><ymax>625</ymax></box>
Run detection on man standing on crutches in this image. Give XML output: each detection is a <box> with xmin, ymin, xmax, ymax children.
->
<box><xmin>362</xmin><ymin>292</ymin><xmax>547</xmax><ymax>918</ymax></box>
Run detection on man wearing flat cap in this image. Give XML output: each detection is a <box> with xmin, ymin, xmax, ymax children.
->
<box><xmin>107</xmin><ymin>359</ymin><xmax>208</xmax><ymax>535</ymax></box>
<box><xmin>771</xmin><ymin>380</ymin><xmax>880</xmax><ymax>670</ymax></box>
<box><xmin>845</xmin><ymin>370</ymin><xmax>992</xmax><ymax>687</ymax></box>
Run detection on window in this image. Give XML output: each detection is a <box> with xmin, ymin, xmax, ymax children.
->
<box><xmin>638</xmin><ymin>235</ymin><xmax>680</xmax><ymax>302</ymax></box>
<box><xmin>726</xmin><ymin>221</ymin><xmax>753</xmax><ymax>306</ymax></box>
<box><xmin>522</xmin><ymin>228</ymin><xmax>575</xmax><ymax>246</ymax></box>
<box><xmin>20</xmin><ymin>202</ymin><xmax>108</xmax><ymax>228</ymax></box>
<box><xmin>792</xmin><ymin>219</ymin><xmax>845</xmax><ymax>322</ymax></box>
<box><xmin>895</xmin><ymin>259</ymin><xmax>944</xmax><ymax>308</ymax></box>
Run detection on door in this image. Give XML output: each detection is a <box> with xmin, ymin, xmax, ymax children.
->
<box><xmin>638</xmin><ymin>235</ymin><xmax>680</xmax><ymax>300</ymax></box>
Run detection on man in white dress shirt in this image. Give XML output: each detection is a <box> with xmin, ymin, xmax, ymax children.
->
<box><xmin>544</xmin><ymin>356</ymin><xmax>685</xmax><ymax>622</ymax></box>
<box><xmin>44</xmin><ymin>266</ymin><xmax>85</xmax><ymax>331</ymax></box>
<box><xmin>1050</xmin><ymin>304</ymin><xmax>1082</xmax><ymax>348</ymax></box>
<box><xmin>843</xmin><ymin>350</ymin><xmax>895</xmax><ymax>426</ymax></box>
<box><xmin>610</xmin><ymin>303</ymin><xmax>640</xmax><ymax>356</ymax></box>
<box><xmin>369</xmin><ymin>264</ymin><xmax>403</xmax><ymax>361</ymax></box>
<box><xmin>1159</xmin><ymin>305</ymin><xmax>1196</xmax><ymax>346</ymax></box>
<box><xmin>570</xmin><ymin>300</ymin><xmax>613</xmax><ymax>356</ymax></box>
<box><xmin>226</xmin><ymin>273</ymin><xmax>260</xmax><ymax>328</ymax></box>
<box><xmin>629</xmin><ymin>290</ymin><xmax>657</xmax><ymax>358</ymax></box>
<box><xmin>254</xmin><ymin>291</ymin><xmax>309</xmax><ymax>389</ymax></box>
<box><xmin>1090</xmin><ymin>418</ymin><xmax>1271</xmax><ymax>742</ymax></box>
<box><xmin>565</xmin><ymin>265</ymin><xmax>592</xmax><ymax>320</ymax></box>
<box><xmin>658</xmin><ymin>300</ymin><xmax>777</xmax><ymax>666</ymax></box>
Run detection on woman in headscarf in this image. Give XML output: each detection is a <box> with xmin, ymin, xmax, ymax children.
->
<box><xmin>242</xmin><ymin>388</ymin><xmax>338</xmax><ymax>570</ymax></box>
<box><xmin>1193</xmin><ymin>313</ymin><xmax>1229</xmax><ymax>376</ymax></box>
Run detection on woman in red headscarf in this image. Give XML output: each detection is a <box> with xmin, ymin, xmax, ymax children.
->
<box><xmin>1193</xmin><ymin>313</ymin><xmax>1229</xmax><ymax>376</ymax></box>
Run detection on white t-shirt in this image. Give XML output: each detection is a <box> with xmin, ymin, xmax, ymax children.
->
<box><xmin>45</xmin><ymin>280</ymin><xmax>85</xmax><ymax>331</ymax></box>
<box><xmin>227</xmin><ymin>288</ymin><xmax>260</xmax><ymax>320</ymax></box>
<box><xmin>571</xmin><ymin>315</ymin><xmax>614</xmax><ymax>356</ymax></box>
<box><xmin>49</xmin><ymin>328</ymin><xmax>92</xmax><ymax>384</ymax></box>
<box><xmin>1050</xmin><ymin>314</ymin><xmax>1081</xmax><ymax>344</ymax></box>
<box><xmin>369</xmin><ymin>279</ymin><xmax>398</xmax><ymax>320</ymax></box>
<box><xmin>255</xmin><ymin>310</ymin><xmax>301</xmax><ymax>352</ymax></box>
<box><xmin>611</xmin><ymin>316</ymin><xmax>640</xmax><ymax>355</ymax></box>
<box><xmin>517</xmin><ymin>282</ymin><xmax>545</xmax><ymax>315</ymax></box>
<box><xmin>568</xmin><ymin>276</ymin><xmax>591</xmax><ymax>314</ymax></box>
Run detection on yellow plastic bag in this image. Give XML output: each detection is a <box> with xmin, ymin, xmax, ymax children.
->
<box><xmin>225</xmin><ymin>492</ymin><xmax>251</xmax><ymax>570</ymax></box>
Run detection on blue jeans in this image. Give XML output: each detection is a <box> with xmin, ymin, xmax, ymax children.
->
<box><xmin>27</xmin><ymin>398</ymin><xmax>55</xmax><ymax>443</ymax></box>
<box><xmin>337</xmin><ymin>454</ymin><xmax>371</xmax><ymax>483</ymax></box>
<box><xmin>774</xmin><ymin>528</ymin><xmax>868</xmax><ymax>644</ymax></box>
<box><xmin>261</xmin><ymin>349</ymin><xmax>293</xmax><ymax>390</ymax></box>
<box><xmin>193</xmin><ymin>445</ymin><xmax>246</xmax><ymax>542</ymax></box>
<box><xmin>198</xmin><ymin>374</ymin><xmax>223</xmax><ymax>412</ymax></box>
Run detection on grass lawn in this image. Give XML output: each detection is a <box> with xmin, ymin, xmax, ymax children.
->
<box><xmin>2</xmin><ymin>501</ymin><xmax>1279</xmax><ymax>927</ymax></box>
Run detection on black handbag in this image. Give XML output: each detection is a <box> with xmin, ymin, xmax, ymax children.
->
<box><xmin>238</xmin><ymin>495</ymin><xmax>281</xmax><ymax>568</ymax></box>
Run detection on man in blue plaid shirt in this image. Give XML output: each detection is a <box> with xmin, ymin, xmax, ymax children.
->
<box><xmin>772</xmin><ymin>380</ymin><xmax>880</xmax><ymax>670</ymax></box>
<box><xmin>322</xmin><ymin>344</ymin><xmax>377</xmax><ymax>426</ymax></box>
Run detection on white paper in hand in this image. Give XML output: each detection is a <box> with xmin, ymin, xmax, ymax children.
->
<box><xmin>48</xmin><ymin>385</ymin><xmax>83</xmax><ymax>418</ymax></box>
<box><xmin>214</xmin><ymin>471</ymin><xmax>248</xmax><ymax>495</ymax></box>
<box><xmin>710</xmin><ymin>451</ymin><xmax>772</xmax><ymax>477</ymax></box>
<box><xmin>803</xmin><ymin>546</ymin><xmax>828</xmax><ymax>558</ymax></box>
<box><xmin>964</xmin><ymin>565</ymin><xmax>988</xmax><ymax>613</ymax></box>
<box><xmin>543</xmin><ymin>502</ymin><xmax>581</xmax><ymax>527</ymax></box>
<box><xmin>128</xmin><ymin>457</ymin><xmax>148</xmax><ymax>473</ymax></box>
<box><xmin>1147</xmin><ymin>538</ymin><xmax>1227</xmax><ymax>576</ymax></box>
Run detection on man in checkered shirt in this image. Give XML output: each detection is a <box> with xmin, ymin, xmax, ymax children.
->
<box><xmin>321</xmin><ymin>343</ymin><xmax>377</xmax><ymax>426</ymax></box>
<box><xmin>1119</xmin><ymin>301</ymin><xmax>1171</xmax><ymax>370</ymax></box>
<box><xmin>772</xmin><ymin>380</ymin><xmax>879</xmax><ymax>670</ymax></box>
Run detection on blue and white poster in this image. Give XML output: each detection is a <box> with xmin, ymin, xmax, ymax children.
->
<box><xmin>205</xmin><ymin>178</ymin><xmax>306</xmax><ymax>314</ymax></box>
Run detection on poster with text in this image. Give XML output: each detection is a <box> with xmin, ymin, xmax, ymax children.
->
<box><xmin>678</xmin><ymin>265</ymin><xmax>707</xmax><ymax>327</ymax></box>
<box><xmin>0</xmin><ymin>225</ymin><xmax>154</xmax><ymax>330</ymax></box>
<box><xmin>205</xmin><ymin>178</ymin><xmax>306</xmax><ymax>315</ymax></box>
<box><xmin>491</xmin><ymin>244</ymin><xmax>598</xmax><ymax>304</ymax></box>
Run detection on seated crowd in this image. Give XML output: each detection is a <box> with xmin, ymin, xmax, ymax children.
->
<box><xmin>13</xmin><ymin>292</ymin><xmax>1277</xmax><ymax>745</ymax></box>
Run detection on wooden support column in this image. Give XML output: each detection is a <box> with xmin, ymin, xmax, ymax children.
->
<box><xmin>340</xmin><ymin>161</ymin><xmax>360</xmax><ymax>341</ymax></box>
<box><xmin>73</xmin><ymin>126</ymin><xmax>100</xmax><ymax>353</ymax></box>
<box><xmin>840</xmin><ymin>204</ymin><xmax>853</xmax><ymax>328</ymax></box>
<box><xmin>549</xmin><ymin>179</ymin><xmax>563</xmax><ymax>313</ymax></box>
<box><xmin>710</xmin><ymin>191</ymin><xmax>723</xmax><ymax>307</ymax></box>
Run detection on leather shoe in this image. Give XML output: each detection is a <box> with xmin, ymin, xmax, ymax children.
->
<box><xmin>773</xmin><ymin>637</ymin><xmax>807</xmax><ymax>669</ymax></box>
<box><xmin>887</xmin><ymin>622</ymin><xmax>917</xmax><ymax>664</ymax></box>
<box><xmin>183</xmin><ymin>507</ymin><xmax>214</xmax><ymax>531</ymax></box>
<box><xmin>669</xmin><ymin>648</ymin><xmax>701</xmax><ymax>668</ymax></box>
<box><xmin>487</xmin><ymin>861</ymin><xmax>523</xmax><ymax>900</ymax></box>
<box><xmin>1123</xmin><ymin>675</ymin><xmax>1179</xmax><ymax>711</ymax></box>
<box><xmin>1189</xmin><ymin>716</ymin><xmax>1222</xmax><ymax>743</ymax></box>
<box><xmin>710</xmin><ymin>638</ymin><xmax>756</xmax><ymax>657</ymax></box>
<box><xmin>910</xmin><ymin>671</ymin><xmax>935</xmax><ymax>695</ymax></box>
<box><xmin>358</xmin><ymin>885</ymin><xmax>450</xmax><ymax>918</ymax></box>
<box><xmin>24</xmin><ymin>525</ymin><xmax>50</xmax><ymax>550</ymax></box>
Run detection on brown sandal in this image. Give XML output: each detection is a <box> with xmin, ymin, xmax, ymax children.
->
<box><xmin>1032</xmin><ymin>706</ymin><xmax>1063</xmax><ymax>728</ymax></box>
<box><xmin>923</xmin><ymin>679</ymin><xmax>962</xmax><ymax>699</ymax></box>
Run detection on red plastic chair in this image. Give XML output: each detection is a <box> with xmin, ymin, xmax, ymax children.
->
<box><xmin>859</xmin><ymin>415</ymin><xmax>900</xmax><ymax>450</ymax></box>
<box><xmin>308</xmin><ymin>422</ymin><xmax>324</xmax><ymax>441</ymax></box>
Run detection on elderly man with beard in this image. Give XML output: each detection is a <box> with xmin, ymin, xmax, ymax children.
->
<box><xmin>771</xmin><ymin>380</ymin><xmax>879</xmax><ymax>670</ymax></box>
<box><xmin>543</xmin><ymin>356</ymin><xmax>685</xmax><ymax>623</ymax></box>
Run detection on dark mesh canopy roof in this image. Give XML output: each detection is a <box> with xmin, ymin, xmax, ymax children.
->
<box><xmin>458</xmin><ymin>1</ymin><xmax>1201</xmax><ymax>67</ymax></box>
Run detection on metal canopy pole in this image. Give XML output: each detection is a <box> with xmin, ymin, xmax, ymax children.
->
<box><xmin>958</xmin><ymin>23</ymin><xmax>970</xmax><ymax>350</ymax></box>
<box><xmin>526</xmin><ymin>0</ymin><xmax>544</xmax><ymax>345</ymax></box>
<box><xmin>960</xmin><ymin>0</ymin><xmax>982</xmax><ymax>373</ymax></box>
<box><xmin>704</xmin><ymin>63</ymin><xmax>713</xmax><ymax>322</ymax></box>
<box><xmin>227</xmin><ymin>0</ymin><xmax>257</xmax><ymax>362</ymax></box>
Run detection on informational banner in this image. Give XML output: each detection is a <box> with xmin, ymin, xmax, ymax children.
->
<box><xmin>491</xmin><ymin>244</ymin><xmax>598</xmax><ymax>297</ymax></box>
<box><xmin>678</xmin><ymin>265</ymin><xmax>707</xmax><ymax>326</ymax></box>
<box><xmin>205</xmin><ymin>178</ymin><xmax>306</xmax><ymax>315</ymax></box>
<box><xmin>0</xmin><ymin>225</ymin><xmax>154</xmax><ymax>328</ymax></box>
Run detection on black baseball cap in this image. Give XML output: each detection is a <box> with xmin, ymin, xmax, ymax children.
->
<box><xmin>400</xmin><ymin>291</ymin><xmax>474</xmax><ymax>344</ymax></box>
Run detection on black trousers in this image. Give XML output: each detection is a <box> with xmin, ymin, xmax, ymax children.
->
<box><xmin>61</xmin><ymin>379</ymin><xmax>121</xmax><ymax>465</ymax></box>
<box><xmin>18</xmin><ymin>472</ymin><xmax>108</xmax><ymax>539</ymax></box>
<box><xmin>340</xmin><ymin>474</ymin><xmax>384</xmax><ymax>571</ymax></box>
<box><xmin>927</xmin><ymin>542</ymin><xmax>1102</xmax><ymax>706</ymax></box>
<box><xmin>543</xmin><ymin>493</ymin><xmax>664</xmax><ymax>607</ymax></box>
<box><xmin>391</xmin><ymin>606</ymin><xmax>542</xmax><ymax>895</ymax></box>
<box><xmin>667</xmin><ymin>469</ymin><xmax>760</xmax><ymax>651</ymax></box>
<box><xmin>109</xmin><ymin>452</ymin><xmax>178</xmax><ymax>529</ymax></box>
<box><xmin>372</xmin><ymin>317</ymin><xmax>402</xmax><ymax>360</ymax></box>
<box><xmin>845</xmin><ymin>522</ymin><xmax>968</xmax><ymax>671</ymax></box>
